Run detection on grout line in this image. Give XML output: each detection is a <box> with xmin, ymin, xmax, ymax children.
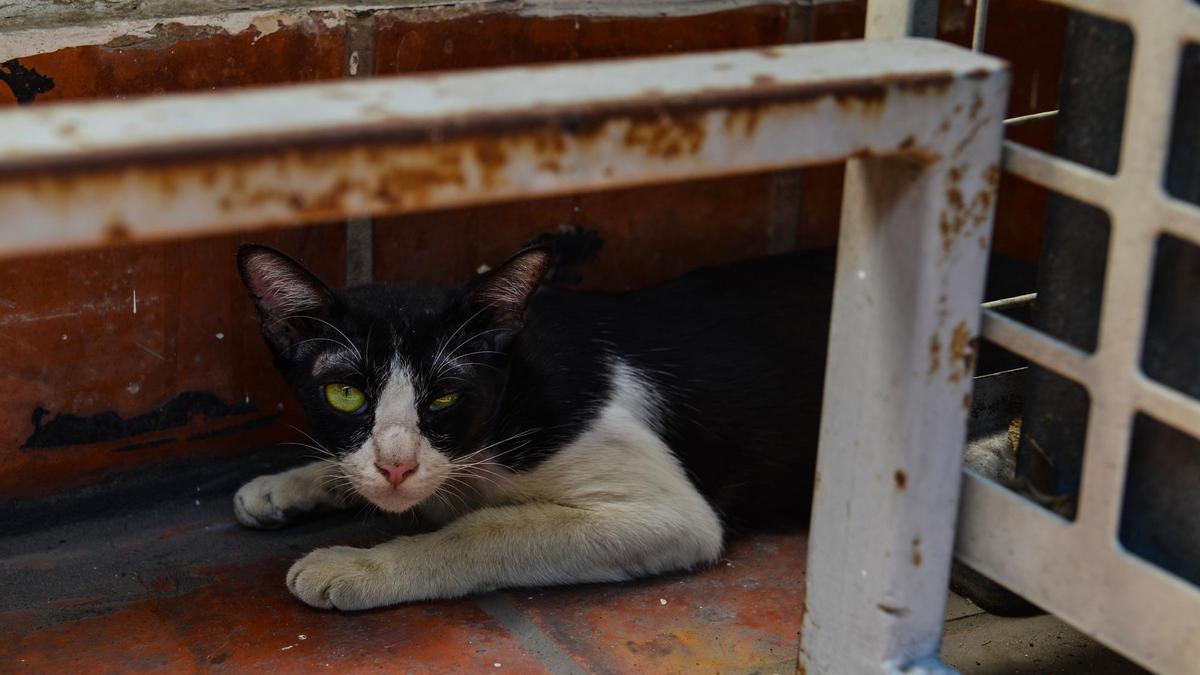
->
<box><xmin>943</xmin><ymin>608</ymin><xmax>989</xmax><ymax>624</ymax></box>
<box><xmin>475</xmin><ymin>592</ymin><xmax>588</xmax><ymax>675</ymax></box>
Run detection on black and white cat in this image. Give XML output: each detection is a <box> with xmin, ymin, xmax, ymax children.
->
<box><xmin>233</xmin><ymin>243</ymin><xmax>833</xmax><ymax>610</ymax></box>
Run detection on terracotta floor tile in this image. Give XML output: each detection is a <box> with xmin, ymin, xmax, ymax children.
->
<box><xmin>504</xmin><ymin>533</ymin><xmax>807</xmax><ymax>673</ymax></box>
<box><xmin>2</xmin><ymin>557</ymin><xmax>549</xmax><ymax>674</ymax></box>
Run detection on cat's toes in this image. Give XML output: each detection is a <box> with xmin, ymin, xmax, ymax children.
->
<box><xmin>234</xmin><ymin>473</ymin><xmax>322</xmax><ymax>529</ymax></box>
<box><xmin>286</xmin><ymin>546</ymin><xmax>384</xmax><ymax>610</ymax></box>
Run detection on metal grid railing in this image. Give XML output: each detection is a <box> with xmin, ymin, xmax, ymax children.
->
<box><xmin>954</xmin><ymin>1</ymin><xmax>1200</xmax><ymax>672</ymax></box>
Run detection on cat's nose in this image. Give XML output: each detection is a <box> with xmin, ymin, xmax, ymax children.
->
<box><xmin>375</xmin><ymin>462</ymin><xmax>418</xmax><ymax>487</ymax></box>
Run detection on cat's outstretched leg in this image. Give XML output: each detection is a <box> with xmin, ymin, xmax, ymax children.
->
<box><xmin>285</xmin><ymin>410</ymin><xmax>725</xmax><ymax>610</ymax></box>
<box><xmin>234</xmin><ymin>460</ymin><xmax>352</xmax><ymax>529</ymax></box>
<box><xmin>287</xmin><ymin>499</ymin><xmax>722</xmax><ymax>610</ymax></box>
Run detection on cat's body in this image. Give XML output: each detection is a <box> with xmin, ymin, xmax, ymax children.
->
<box><xmin>234</xmin><ymin>245</ymin><xmax>833</xmax><ymax>610</ymax></box>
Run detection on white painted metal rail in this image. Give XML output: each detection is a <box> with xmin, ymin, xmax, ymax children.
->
<box><xmin>0</xmin><ymin>37</ymin><xmax>1010</xmax><ymax>672</ymax></box>
<box><xmin>800</xmin><ymin>3</ymin><xmax>1009</xmax><ymax>673</ymax></box>
<box><xmin>954</xmin><ymin>1</ymin><xmax>1200</xmax><ymax>673</ymax></box>
<box><xmin>0</xmin><ymin>39</ymin><xmax>1002</xmax><ymax>259</ymax></box>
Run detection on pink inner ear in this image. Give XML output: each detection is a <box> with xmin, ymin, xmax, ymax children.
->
<box><xmin>245</xmin><ymin>254</ymin><xmax>324</xmax><ymax>317</ymax></box>
<box><xmin>477</xmin><ymin>250</ymin><xmax>550</xmax><ymax>310</ymax></box>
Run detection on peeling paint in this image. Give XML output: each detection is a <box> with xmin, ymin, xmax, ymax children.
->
<box><xmin>0</xmin><ymin>58</ymin><xmax>53</xmax><ymax>103</ymax></box>
<box><xmin>0</xmin><ymin>7</ymin><xmax>344</xmax><ymax>62</ymax></box>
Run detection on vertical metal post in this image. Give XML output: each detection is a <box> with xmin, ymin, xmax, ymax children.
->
<box><xmin>802</xmin><ymin>2</ymin><xmax>1008</xmax><ymax>672</ymax></box>
<box><xmin>344</xmin><ymin>12</ymin><xmax>376</xmax><ymax>287</ymax></box>
<box><xmin>864</xmin><ymin>0</ymin><xmax>939</xmax><ymax>39</ymax></box>
<box><xmin>971</xmin><ymin>0</ymin><xmax>989</xmax><ymax>52</ymax></box>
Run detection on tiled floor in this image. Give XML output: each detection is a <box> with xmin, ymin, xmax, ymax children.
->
<box><xmin>0</xmin><ymin>455</ymin><xmax>1145</xmax><ymax>673</ymax></box>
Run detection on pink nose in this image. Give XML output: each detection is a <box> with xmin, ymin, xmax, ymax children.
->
<box><xmin>375</xmin><ymin>462</ymin><xmax>418</xmax><ymax>487</ymax></box>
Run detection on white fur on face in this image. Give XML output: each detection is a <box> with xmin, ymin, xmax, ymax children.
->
<box><xmin>341</xmin><ymin>359</ymin><xmax>452</xmax><ymax>513</ymax></box>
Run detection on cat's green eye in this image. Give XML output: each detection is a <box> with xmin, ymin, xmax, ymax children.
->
<box><xmin>324</xmin><ymin>383</ymin><xmax>367</xmax><ymax>414</ymax></box>
<box><xmin>429</xmin><ymin>392</ymin><xmax>460</xmax><ymax>411</ymax></box>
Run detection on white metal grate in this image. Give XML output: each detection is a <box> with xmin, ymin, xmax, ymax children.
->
<box><xmin>955</xmin><ymin>1</ymin><xmax>1200</xmax><ymax>673</ymax></box>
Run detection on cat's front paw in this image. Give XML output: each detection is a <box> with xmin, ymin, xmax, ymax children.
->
<box><xmin>287</xmin><ymin>546</ymin><xmax>393</xmax><ymax>610</ymax></box>
<box><xmin>234</xmin><ymin>471</ymin><xmax>329</xmax><ymax>529</ymax></box>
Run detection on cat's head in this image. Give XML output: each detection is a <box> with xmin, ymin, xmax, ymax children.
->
<box><xmin>237</xmin><ymin>244</ymin><xmax>550</xmax><ymax>513</ymax></box>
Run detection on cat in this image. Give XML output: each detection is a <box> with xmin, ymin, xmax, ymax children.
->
<box><xmin>233</xmin><ymin>242</ymin><xmax>834</xmax><ymax>610</ymax></box>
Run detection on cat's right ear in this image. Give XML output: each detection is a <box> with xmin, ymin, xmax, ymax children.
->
<box><xmin>237</xmin><ymin>244</ymin><xmax>337</xmax><ymax>354</ymax></box>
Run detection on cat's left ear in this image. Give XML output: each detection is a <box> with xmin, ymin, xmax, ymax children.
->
<box><xmin>467</xmin><ymin>247</ymin><xmax>551</xmax><ymax>330</ymax></box>
<box><xmin>237</xmin><ymin>244</ymin><xmax>338</xmax><ymax>353</ymax></box>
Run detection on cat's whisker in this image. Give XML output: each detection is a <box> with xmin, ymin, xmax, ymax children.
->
<box><xmin>318</xmin><ymin>470</ymin><xmax>353</xmax><ymax>487</ymax></box>
<box><xmin>284</xmin><ymin>424</ymin><xmax>340</xmax><ymax>459</ymax></box>
<box><xmin>280</xmin><ymin>441</ymin><xmax>336</xmax><ymax>459</ymax></box>
<box><xmin>440</xmin><ymin>361</ymin><xmax>498</xmax><ymax>372</ymax></box>
<box><xmin>365</xmin><ymin>321</ymin><xmax>377</xmax><ymax>377</ymax></box>
<box><xmin>284</xmin><ymin>314</ymin><xmax>363</xmax><ymax>362</ymax></box>
<box><xmin>448</xmin><ymin>470</ymin><xmax>503</xmax><ymax>492</ymax></box>
<box><xmin>291</xmin><ymin>337</ymin><xmax>362</xmax><ymax>362</ymax></box>
<box><xmin>435</xmin><ymin>353</ymin><xmax>505</xmax><ymax>378</ymax></box>
<box><xmin>451</xmin><ymin>429</ymin><xmax>539</xmax><ymax>465</ymax></box>
<box><xmin>452</xmin><ymin>460</ymin><xmax>509</xmax><ymax>478</ymax></box>
<box><xmin>431</xmin><ymin>305</ymin><xmax>493</xmax><ymax>373</ymax></box>
<box><xmin>433</xmin><ymin>479</ymin><xmax>471</xmax><ymax>513</ymax></box>
<box><xmin>434</xmin><ymin>326</ymin><xmax>511</xmax><ymax>375</ymax></box>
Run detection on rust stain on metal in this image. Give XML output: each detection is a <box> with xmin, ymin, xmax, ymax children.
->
<box><xmin>911</xmin><ymin>538</ymin><xmax>922</xmax><ymax>566</ymax></box>
<box><xmin>0</xmin><ymin>65</ymin><xmax>972</xmax><ymax>255</ymax></box>
<box><xmin>984</xmin><ymin>163</ymin><xmax>1000</xmax><ymax>188</ymax></box>
<box><xmin>833</xmin><ymin>88</ymin><xmax>886</xmax><ymax>115</ymax></box>
<box><xmin>55</xmin><ymin>122</ymin><xmax>80</xmax><ymax>139</ymax></box>
<box><xmin>928</xmin><ymin>333</ymin><xmax>941</xmax><ymax>374</ymax></box>
<box><xmin>360</xmin><ymin>102</ymin><xmax>392</xmax><ymax>117</ymax></box>
<box><xmin>947</xmin><ymin>321</ymin><xmax>977</xmax><ymax>383</ymax></box>
<box><xmin>472</xmin><ymin>139</ymin><xmax>508</xmax><ymax>187</ymax></box>
<box><xmin>953</xmin><ymin>115</ymin><xmax>994</xmax><ymax>156</ymax></box>
<box><xmin>103</xmin><ymin>220</ymin><xmax>132</xmax><ymax>244</ymax></box>
<box><xmin>939</xmin><ymin>163</ymin><xmax>997</xmax><ymax>253</ymax></box>
<box><xmin>528</xmin><ymin>129</ymin><xmax>567</xmax><ymax>155</ymax></box>
<box><xmin>894</xmin><ymin>470</ymin><xmax>907</xmax><ymax>491</ymax></box>
<box><xmin>963</xmin><ymin>391</ymin><xmax>973</xmax><ymax>410</ymax></box>
<box><xmin>622</xmin><ymin>114</ymin><xmax>705</xmax><ymax>159</ymax></box>
<box><xmin>722</xmin><ymin>107</ymin><xmax>762</xmax><ymax>137</ymax></box>
<box><xmin>939</xmin><ymin>212</ymin><xmax>960</xmax><ymax>253</ymax></box>
<box><xmin>947</xmin><ymin>186</ymin><xmax>964</xmax><ymax>211</ymax></box>
<box><xmin>752</xmin><ymin>74</ymin><xmax>777</xmax><ymax>86</ymax></box>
